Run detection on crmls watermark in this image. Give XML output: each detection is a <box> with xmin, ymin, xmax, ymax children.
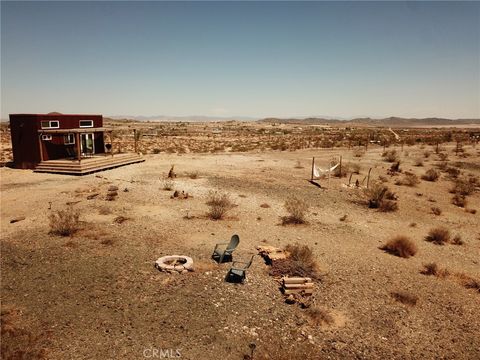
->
<box><xmin>143</xmin><ymin>348</ymin><xmax>182</xmax><ymax>358</ymax></box>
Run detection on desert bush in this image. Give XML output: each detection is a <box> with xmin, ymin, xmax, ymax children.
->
<box><xmin>382</xmin><ymin>149</ymin><xmax>398</xmax><ymax>162</ymax></box>
<box><xmin>414</xmin><ymin>158</ymin><xmax>424</xmax><ymax>166</ymax></box>
<box><xmin>459</xmin><ymin>276</ymin><xmax>480</xmax><ymax>292</ymax></box>
<box><xmin>451</xmin><ymin>194</ymin><xmax>467</xmax><ymax>208</ymax></box>
<box><xmin>395</xmin><ymin>172</ymin><xmax>419</xmax><ymax>187</ymax></box>
<box><xmin>364</xmin><ymin>183</ymin><xmax>398</xmax><ymax>211</ymax></box>
<box><xmin>431</xmin><ymin>207</ymin><xmax>442</xmax><ymax>216</ymax></box>
<box><xmin>425</xmin><ymin>227</ymin><xmax>450</xmax><ymax>245</ymax></box>
<box><xmin>48</xmin><ymin>207</ymin><xmax>80</xmax><ymax>236</ymax></box>
<box><xmin>420</xmin><ymin>263</ymin><xmax>450</xmax><ymax>278</ymax></box>
<box><xmin>162</xmin><ymin>178</ymin><xmax>175</xmax><ymax>191</ymax></box>
<box><xmin>270</xmin><ymin>244</ymin><xmax>319</xmax><ymax>279</ymax></box>
<box><xmin>451</xmin><ymin>234</ymin><xmax>464</xmax><ymax>245</ymax></box>
<box><xmin>445</xmin><ymin>166</ymin><xmax>460</xmax><ymax>179</ymax></box>
<box><xmin>305</xmin><ymin>307</ymin><xmax>335</xmax><ymax>326</ymax></box>
<box><xmin>281</xmin><ymin>196</ymin><xmax>309</xmax><ymax>224</ymax></box>
<box><xmin>206</xmin><ymin>191</ymin><xmax>235</xmax><ymax>220</ymax></box>
<box><xmin>380</xmin><ymin>235</ymin><xmax>417</xmax><ymax>258</ymax></box>
<box><xmin>421</xmin><ymin>169</ymin><xmax>440</xmax><ymax>182</ymax></box>
<box><xmin>450</xmin><ymin>178</ymin><xmax>475</xmax><ymax>196</ymax></box>
<box><xmin>390</xmin><ymin>291</ymin><xmax>418</xmax><ymax>306</ymax></box>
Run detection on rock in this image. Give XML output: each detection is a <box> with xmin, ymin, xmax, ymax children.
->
<box><xmin>108</xmin><ymin>185</ymin><xmax>119</xmax><ymax>191</ymax></box>
<box><xmin>285</xmin><ymin>295</ymin><xmax>296</xmax><ymax>304</ymax></box>
<box><xmin>10</xmin><ymin>216</ymin><xmax>25</xmax><ymax>224</ymax></box>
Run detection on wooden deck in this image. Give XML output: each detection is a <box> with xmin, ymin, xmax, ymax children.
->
<box><xmin>34</xmin><ymin>153</ymin><xmax>145</xmax><ymax>175</ymax></box>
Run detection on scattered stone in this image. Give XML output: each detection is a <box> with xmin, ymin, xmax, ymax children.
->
<box><xmin>108</xmin><ymin>185</ymin><xmax>119</xmax><ymax>191</ymax></box>
<box><xmin>87</xmin><ymin>193</ymin><xmax>99</xmax><ymax>200</ymax></box>
<box><xmin>113</xmin><ymin>216</ymin><xmax>129</xmax><ymax>224</ymax></box>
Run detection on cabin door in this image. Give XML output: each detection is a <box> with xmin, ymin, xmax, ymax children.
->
<box><xmin>80</xmin><ymin>133</ymin><xmax>95</xmax><ymax>155</ymax></box>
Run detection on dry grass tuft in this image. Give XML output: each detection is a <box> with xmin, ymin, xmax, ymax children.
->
<box><xmin>390</xmin><ymin>291</ymin><xmax>418</xmax><ymax>306</ymax></box>
<box><xmin>281</xmin><ymin>196</ymin><xmax>309</xmax><ymax>224</ymax></box>
<box><xmin>162</xmin><ymin>178</ymin><xmax>175</xmax><ymax>191</ymax></box>
<box><xmin>451</xmin><ymin>194</ymin><xmax>467</xmax><ymax>208</ymax></box>
<box><xmin>395</xmin><ymin>172</ymin><xmax>419</xmax><ymax>187</ymax></box>
<box><xmin>270</xmin><ymin>244</ymin><xmax>319</xmax><ymax>279</ymax></box>
<box><xmin>380</xmin><ymin>235</ymin><xmax>417</xmax><ymax>258</ymax></box>
<box><xmin>305</xmin><ymin>307</ymin><xmax>335</xmax><ymax>326</ymax></box>
<box><xmin>48</xmin><ymin>207</ymin><xmax>80</xmax><ymax>236</ymax></box>
<box><xmin>364</xmin><ymin>183</ymin><xmax>398</xmax><ymax>212</ymax></box>
<box><xmin>431</xmin><ymin>207</ymin><xmax>442</xmax><ymax>216</ymax></box>
<box><xmin>206</xmin><ymin>191</ymin><xmax>235</xmax><ymax>220</ymax></box>
<box><xmin>421</xmin><ymin>168</ymin><xmax>440</xmax><ymax>182</ymax></box>
<box><xmin>420</xmin><ymin>263</ymin><xmax>450</xmax><ymax>278</ymax></box>
<box><xmin>451</xmin><ymin>234</ymin><xmax>464</xmax><ymax>245</ymax></box>
<box><xmin>425</xmin><ymin>227</ymin><xmax>450</xmax><ymax>245</ymax></box>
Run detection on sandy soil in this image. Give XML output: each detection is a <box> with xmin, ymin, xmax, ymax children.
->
<box><xmin>1</xmin><ymin>142</ymin><xmax>479</xmax><ymax>359</ymax></box>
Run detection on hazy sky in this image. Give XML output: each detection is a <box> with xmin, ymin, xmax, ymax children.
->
<box><xmin>1</xmin><ymin>1</ymin><xmax>479</xmax><ymax>119</ymax></box>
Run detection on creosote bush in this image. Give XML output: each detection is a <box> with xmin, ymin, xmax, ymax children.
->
<box><xmin>206</xmin><ymin>191</ymin><xmax>235</xmax><ymax>220</ymax></box>
<box><xmin>281</xmin><ymin>196</ymin><xmax>309</xmax><ymax>224</ymax></box>
<box><xmin>390</xmin><ymin>291</ymin><xmax>418</xmax><ymax>306</ymax></box>
<box><xmin>380</xmin><ymin>235</ymin><xmax>417</xmax><ymax>258</ymax></box>
<box><xmin>364</xmin><ymin>182</ymin><xmax>398</xmax><ymax>212</ymax></box>
<box><xmin>270</xmin><ymin>244</ymin><xmax>320</xmax><ymax>279</ymax></box>
<box><xmin>49</xmin><ymin>207</ymin><xmax>80</xmax><ymax>236</ymax></box>
<box><xmin>425</xmin><ymin>227</ymin><xmax>450</xmax><ymax>245</ymax></box>
<box><xmin>421</xmin><ymin>169</ymin><xmax>440</xmax><ymax>182</ymax></box>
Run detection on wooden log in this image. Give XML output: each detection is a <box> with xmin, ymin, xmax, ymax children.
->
<box><xmin>284</xmin><ymin>283</ymin><xmax>314</xmax><ymax>289</ymax></box>
<box><xmin>284</xmin><ymin>289</ymin><xmax>314</xmax><ymax>295</ymax></box>
<box><xmin>282</xmin><ymin>277</ymin><xmax>312</xmax><ymax>284</ymax></box>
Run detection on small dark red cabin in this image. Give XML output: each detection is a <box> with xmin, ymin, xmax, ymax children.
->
<box><xmin>10</xmin><ymin>113</ymin><xmax>106</xmax><ymax>169</ymax></box>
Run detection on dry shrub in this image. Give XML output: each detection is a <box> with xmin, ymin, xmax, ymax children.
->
<box><xmin>1</xmin><ymin>306</ymin><xmax>49</xmax><ymax>359</ymax></box>
<box><xmin>206</xmin><ymin>191</ymin><xmax>235</xmax><ymax>220</ymax></box>
<box><xmin>187</xmin><ymin>171</ymin><xmax>199</xmax><ymax>179</ymax></box>
<box><xmin>395</xmin><ymin>172</ymin><xmax>419</xmax><ymax>187</ymax></box>
<box><xmin>260</xmin><ymin>203</ymin><xmax>270</xmax><ymax>208</ymax></box>
<box><xmin>281</xmin><ymin>196</ymin><xmax>308</xmax><ymax>224</ymax></box>
<box><xmin>364</xmin><ymin>183</ymin><xmax>398</xmax><ymax>212</ymax></box>
<box><xmin>451</xmin><ymin>234</ymin><xmax>464</xmax><ymax>245</ymax></box>
<box><xmin>457</xmin><ymin>275</ymin><xmax>480</xmax><ymax>293</ymax></box>
<box><xmin>425</xmin><ymin>227</ymin><xmax>450</xmax><ymax>245</ymax></box>
<box><xmin>431</xmin><ymin>207</ymin><xmax>442</xmax><ymax>216</ymax></box>
<box><xmin>390</xmin><ymin>291</ymin><xmax>418</xmax><ymax>306</ymax></box>
<box><xmin>270</xmin><ymin>244</ymin><xmax>319</xmax><ymax>279</ymax></box>
<box><xmin>382</xmin><ymin>149</ymin><xmax>398</xmax><ymax>162</ymax></box>
<box><xmin>389</xmin><ymin>161</ymin><xmax>401</xmax><ymax>174</ymax></box>
<box><xmin>305</xmin><ymin>307</ymin><xmax>335</xmax><ymax>326</ymax></box>
<box><xmin>380</xmin><ymin>235</ymin><xmax>417</xmax><ymax>258</ymax></box>
<box><xmin>162</xmin><ymin>178</ymin><xmax>175</xmax><ymax>191</ymax></box>
<box><xmin>451</xmin><ymin>194</ymin><xmax>467</xmax><ymax>208</ymax></box>
<box><xmin>445</xmin><ymin>166</ymin><xmax>460</xmax><ymax>179</ymax></box>
<box><xmin>421</xmin><ymin>168</ymin><xmax>440</xmax><ymax>182</ymax></box>
<box><xmin>450</xmin><ymin>178</ymin><xmax>475</xmax><ymax>196</ymax></box>
<box><xmin>48</xmin><ymin>207</ymin><xmax>80</xmax><ymax>236</ymax></box>
<box><xmin>414</xmin><ymin>158</ymin><xmax>424</xmax><ymax>167</ymax></box>
<box><xmin>420</xmin><ymin>263</ymin><xmax>450</xmax><ymax>278</ymax></box>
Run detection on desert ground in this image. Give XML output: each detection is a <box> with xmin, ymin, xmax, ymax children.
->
<box><xmin>1</xmin><ymin>123</ymin><xmax>480</xmax><ymax>359</ymax></box>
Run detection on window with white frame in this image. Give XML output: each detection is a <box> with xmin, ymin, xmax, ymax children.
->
<box><xmin>64</xmin><ymin>133</ymin><xmax>75</xmax><ymax>145</ymax></box>
<box><xmin>41</xmin><ymin>134</ymin><xmax>52</xmax><ymax>141</ymax></box>
<box><xmin>41</xmin><ymin>120</ymin><xmax>59</xmax><ymax>129</ymax></box>
<box><xmin>79</xmin><ymin>120</ymin><xmax>94</xmax><ymax>128</ymax></box>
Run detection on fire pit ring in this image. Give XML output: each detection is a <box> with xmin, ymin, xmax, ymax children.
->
<box><xmin>155</xmin><ymin>255</ymin><xmax>194</xmax><ymax>273</ymax></box>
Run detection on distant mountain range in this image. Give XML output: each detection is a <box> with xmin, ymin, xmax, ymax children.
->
<box><xmin>108</xmin><ymin>115</ymin><xmax>258</xmax><ymax>122</ymax></box>
<box><xmin>258</xmin><ymin>117</ymin><xmax>480</xmax><ymax>127</ymax></box>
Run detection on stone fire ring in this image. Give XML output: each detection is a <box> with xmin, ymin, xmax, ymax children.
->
<box><xmin>155</xmin><ymin>255</ymin><xmax>194</xmax><ymax>273</ymax></box>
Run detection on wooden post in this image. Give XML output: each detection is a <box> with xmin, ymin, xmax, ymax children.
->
<box><xmin>76</xmin><ymin>133</ymin><xmax>81</xmax><ymax>162</ymax></box>
<box><xmin>109</xmin><ymin>131</ymin><xmax>114</xmax><ymax>157</ymax></box>
<box><xmin>311</xmin><ymin>157</ymin><xmax>315</xmax><ymax>181</ymax></box>
<box><xmin>38</xmin><ymin>134</ymin><xmax>44</xmax><ymax>162</ymax></box>
<box><xmin>367</xmin><ymin>168</ymin><xmax>372</xmax><ymax>189</ymax></box>
<box><xmin>339</xmin><ymin>155</ymin><xmax>342</xmax><ymax>178</ymax></box>
<box><xmin>133</xmin><ymin>129</ymin><xmax>138</xmax><ymax>153</ymax></box>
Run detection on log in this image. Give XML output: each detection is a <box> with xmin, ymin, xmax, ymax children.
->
<box><xmin>284</xmin><ymin>283</ymin><xmax>314</xmax><ymax>289</ymax></box>
<box><xmin>282</xmin><ymin>277</ymin><xmax>312</xmax><ymax>284</ymax></box>
<box><xmin>283</xmin><ymin>289</ymin><xmax>314</xmax><ymax>295</ymax></box>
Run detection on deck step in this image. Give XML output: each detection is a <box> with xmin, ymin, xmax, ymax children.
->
<box><xmin>34</xmin><ymin>154</ymin><xmax>144</xmax><ymax>175</ymax></box>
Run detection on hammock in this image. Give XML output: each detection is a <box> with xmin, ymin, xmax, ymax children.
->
<box><xmin>313</xmin><ymin>162</ymin><xmax>339</xmax><ymax>178</ymax></box>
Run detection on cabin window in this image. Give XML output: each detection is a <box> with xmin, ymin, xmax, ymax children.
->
<box><xmin>64</xmin><ymin>133</ymin><xmax>75</xmax><ymax>145</ymax></box>
<box><xmin>41</xmin><ymin>134</ymin><xmax>52</xmax><ymax>141</ymax></box>
<box><xmin>41</xmin><ymin>120</ymin><xmax>59</xmax><ymax>129</ymax></box>
<box><xmin>79</xmin><ymin>120</ymin><xmax>94</xmax><ymax>128</ymax></box>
